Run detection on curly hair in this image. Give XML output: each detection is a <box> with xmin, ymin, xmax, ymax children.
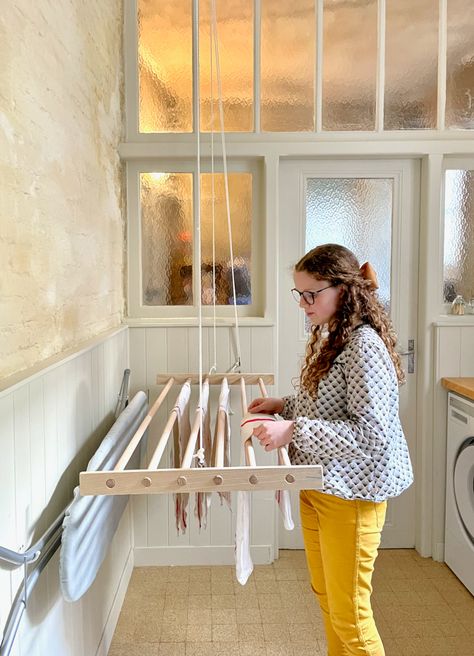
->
<box><xmin>295</xmin><ymin>244</ymin><xmax>405</xmax><ymax>395</ymax></box>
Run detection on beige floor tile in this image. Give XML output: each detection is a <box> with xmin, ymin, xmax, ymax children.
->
<box><xmin>265</xmin><ymin>643</ymin><xmax>295</xmax><ymax>656</ymax></box>
<box><xmin>210</xmin><ymin>566</ymin><xmax>234</xmax><ymax>581</ymax></box>
<box><xmin>111</xmin><ymin>551</ymin><xmax>474</xmax><ymax>656</ymax></box>
<box><xmin>235</xmin><ymin>606</ymin><xmax>261</xmax><ymax>624</ymax></box>
<box><xmin>212</xmin><ymin>594</ymin><xmax>236</xmax><ymax>609</ymax></box>
<box><xmin>211</xmin><ymin>580</ymin><xmax>235</xmax><ymax>595</ymax></box>
<box><xmin>235</xmin><ymin>593</ymin><xmax>259</xmax><ymax>609</ymax></box>
<box><xmin>185</xmin><ymin>643</ymin><xmax>215</xmax><ymax>656</ymax></box>
<box><xmin>165</xmin><ymin>595</ymin><xmax>189</xmax><ymax>610</ymax></box>
<box><xmin>239</xmin><ymin>643</ymin><xmax>266</xmax><ymax>656</ymax></box>
<box><xmin>189</xmin><ymin>567</ymin><xmax>211</xmax><ymax>581</ymax></box>
<box><xmin>212</xmin><ymin>624</ymin><xmax>239</xmax><ymax>642</ymax></box>
<box><xmin>163</xmin><ymin>609</ymin><xmax>188</xmax><ymax>624</ymax></box>
<box><xmin>168</xmin><ymin>567</ymin><xmax>191</xmax><ymax>582</ymax></box>
<box><xmin>108</xmin><ymin>642</ymin><xmax>159</xmax><ymax>656</ymax></box>
<box><xmin>287</xmin><ymin>623</ymin><xmax>320</xmax><ymax>643</ymax></box>
<box><xmin>166</xmin><ymin>581</ymin><xmax>190</xmax><ymax>595</ymax></box>
<box><xmin>292</xmin><ymin>644</ymin><xmax>323</xmax><ymax>656</ymax></box>
<box><xmin>255</xmin><ymin>579</ymin><xmax>280</xmax><ymax>595</ymax></box>
<box><xmin>212</xmin><ymin>607</ymin><xmax>237</xmax><ymax>624</ymax></box>
<box><xmin>262</xmin><ymin>623</ymin><xmax>290</xmax><ymax>643</ymax></box>
<box><xmin>238</xmin><ymin>623</ymin><xmax>264</xmax><ymax>643</ymax></box>
<box><xmin>160</xmin><ymin>624</ymin><xmax>188</xmax><ymax>643</ymax></box>
<box><xmin>213</xmin><ymin>642</ymin><xmax>240</xmax><ymax>656</ymax></box>
<box><xmin>133</xmin><ymin>612</ymin><xmax>162</xmax><ymax>643</ymax></box>
<box><xmin>187</xmin><ymin>608</ymin><xmax>211</xmax><ymax>625</ymax></box>
<box><xmin>274</xmin><ymin>568</ymin><xmax>298</xmax><ymax>581</ymax></box>
<box><xmin>257</xmin><ymin>594</ymin><xmax>283</xmax><ymax>610</ymax></box>
<box><xmin>185</xmin><ymin>624</ymin><xmax>212</xmax><ymax>642</ymax></box>
<box><xmin>189</xmin><ymin>581</ymin><xmax>211</xmax><ymax>595</ymax></box>
<box><xmin>113</xmin><ymin>609</ymin><xmax>137</xmax><ymax>643</ymax></box>
<box><xmin>258</xmin><ymin>608</ymin><xmax>287</xmax><ymax>625</ymax></box>
<box><xmin>158</xmin><ymin>644</ymin><xmax>186</xmax><ymax>656</ymax></box>
<box><xmin>188</xmin><ymin>595</ymin><xmax>212</xmax><ymax>610</ymax></box>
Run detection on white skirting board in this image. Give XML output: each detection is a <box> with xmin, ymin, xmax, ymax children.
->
<box><xmin>133</xmin><ymin>545</ymin><xmax>274</xmax><ymax>567</ymax></box>
<box><xmin>95</xmin><ymin>547</ymin><xmax>134</xmax><ymax>656</ymax></box>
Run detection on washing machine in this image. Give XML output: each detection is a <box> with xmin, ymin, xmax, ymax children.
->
<box><xmin>445</xmin><ymin>392</ymin><xmax>474</xmax><ymax>595</ymax></box>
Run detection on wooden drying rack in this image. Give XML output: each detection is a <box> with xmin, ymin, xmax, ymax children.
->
<box><xmin>79</xmin><ymin>374</ymin><xmax>323</xmax><ymax>496</ymax></box>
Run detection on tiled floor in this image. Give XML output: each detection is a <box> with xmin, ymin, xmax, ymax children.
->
<box><xmin>109</xmin><ymin>549</ymin><xmax>474</xmax><ymax>656</ymax></box>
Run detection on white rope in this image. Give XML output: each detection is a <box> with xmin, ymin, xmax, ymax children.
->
<box><xmin>195</xmin><ymin>0</ymin><xmax>203</xmax><ymax>454</ymax></box>
<box><xmin>210</xmin><ymin>0</ymin><xmax>217</xmax><ymax>375</ymax></box>
<box><xmin>211</xmin><ymin>0</ymin><xmax>242</xmax><ymax>370</ymax></box>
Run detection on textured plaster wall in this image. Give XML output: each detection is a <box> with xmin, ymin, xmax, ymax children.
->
<box><xmin>0</xmin><ymin>1</ymin><xmax>124</xmax><ymax>380</ymax></box>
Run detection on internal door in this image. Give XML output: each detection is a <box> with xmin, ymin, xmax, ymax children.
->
<box><xmin>278</xmin><ymin>159</ymin><xmax>419</xmax><ymax>548</ymax></box>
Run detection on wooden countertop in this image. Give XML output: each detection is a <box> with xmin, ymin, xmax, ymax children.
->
<box><xmin>441</xmin><ymin>377</ymin><xmax>474</xmax><ymax>401</ymax></box>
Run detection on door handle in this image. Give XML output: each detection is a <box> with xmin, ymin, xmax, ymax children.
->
<box><xmin>397</xmin><ymin>339</ymin><xmax>415</xmax><ymax>374</ymax></box>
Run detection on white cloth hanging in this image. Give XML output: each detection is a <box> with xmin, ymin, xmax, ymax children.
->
<box><xmin>213</xmin><ymin>383</ymin><xmax>231</xmax><ymax>507</ymax></box>
<box><xmin>195</xmin><ymin>391</ymin><xmax>213</xmax><ymax>530</ymax></box>
<box><xmin>172</xmin><ymin>382</ymin><xmax>192</xmax><ymax>535</ymax></box>
<box><xmin>235</xmin><ymin>489</ymin><xmax>253</xmax><ymax>585</ymax></box>
<box><xmin>276</xmin><ymin>489</ymin><xmax>295</xmax><ymax>531</ymax></box>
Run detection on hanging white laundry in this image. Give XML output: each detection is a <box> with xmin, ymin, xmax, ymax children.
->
<box><xmin>172</xmin><ymin>382</ymin><xmax>192</xmax><ymax>535</ymax></box>
<box><xmin>195</xmin><ymin>391</ymin><xmax>213</xmax><ymax>530</ymax></box>
<box><xmin>235</xmin><ymin>489</ymin><xmax>253</xmax><ymax>585</ymax></box>
<box><xmin>275</xmin><ymin>489</ymin><xmax>295</xmax><ymax>531</ymax></box>
<box><xmin>212</xmin><ymin>379</ymin><xmax>231</xmax><ymax>507</ymax></box>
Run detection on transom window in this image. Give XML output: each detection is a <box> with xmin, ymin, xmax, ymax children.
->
<box><xmin>136</xmin><ymin>0</ymin><xmax>474</xmax><ymax>134</ymax></box>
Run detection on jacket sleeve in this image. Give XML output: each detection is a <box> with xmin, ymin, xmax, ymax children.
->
<box><xmin>280</xmin><ymin>395</ymin><xmax>296</xmax><ymax>420</ymax></box>
<box><xmin>291</xmin><ymin>341</ymin><xmax>396</xmax><ymax>462</ymax></box>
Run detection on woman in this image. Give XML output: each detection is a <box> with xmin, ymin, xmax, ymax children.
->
<box><xmin>249</xmin><ymin>243</ymin><xmax>413</xmax><ymax>656</ymax></box>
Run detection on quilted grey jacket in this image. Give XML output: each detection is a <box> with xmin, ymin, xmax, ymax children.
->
<box><xmin>282</xmin><ymin>325</ymin><xmax>413</xmax><ymax>502</ymax></box>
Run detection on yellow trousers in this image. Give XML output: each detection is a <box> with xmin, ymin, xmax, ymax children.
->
<box><xmin>300</xmin><ymin>490</ymin><xmax>386</xmax><ymax>656</ymax></box>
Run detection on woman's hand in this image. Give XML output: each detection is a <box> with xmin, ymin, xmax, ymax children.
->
<box><xmin>247</xmin><ymin>397</ymin><xmax>285</xmax><ymax>415</ymax></box>
<box><xmin>253</xmin><ymin>420</ymin><xmax>294</xmax><ymax>452</ymax></box>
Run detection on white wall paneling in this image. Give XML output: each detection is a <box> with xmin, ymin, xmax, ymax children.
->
<box><xmin>432</xmin><ymin>323</ymin><xmax>474</xmax><ymax>562</ymax></box>
<box><xmin>0</xmin><ymin>327</ymin><xmax>130</xmax><ymax>656</ymax></box>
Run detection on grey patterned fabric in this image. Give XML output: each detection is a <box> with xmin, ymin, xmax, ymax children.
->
<box><xmin>283</xmin><ymin>325</ymin><xmax>413</xmax><ymax>502</ymax></box>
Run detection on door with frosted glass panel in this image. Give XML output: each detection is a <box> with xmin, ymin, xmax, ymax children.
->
<box><xmin>278</xmin><ymin>159</ymin><xmax>419</xmax><ymax>548</ymax></box>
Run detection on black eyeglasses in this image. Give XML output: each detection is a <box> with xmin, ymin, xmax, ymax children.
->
<box><xmin>291</xmin><ymin>285</ymin><xmax>334</xmax><ymax>305</ymax></box>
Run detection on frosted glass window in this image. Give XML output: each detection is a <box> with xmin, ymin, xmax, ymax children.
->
<box><xmin>305</xmin><ymin>178</ymin><xmax>393</xmax><ymax>307</ymax></box>
<box><xmin>384</xmin><ymin>0</ymin><xmax>438</xmax><ymax>130</ymax></box>
<box><xmin>443</xmin><ymin>171</ymin><xmax>474</xmax><ymax>303</ymax></box>
<box><xmin>140</xmin><ymin>172</ymin><xmax>252</xmax><ymax>306</ymax></box>
<box><xmin>138</xmin><ymin>0</ymin><xmax>193</xmax><ymax>133</ymax></box>
<box><xmin>201</xmin><ymin>174</ymin><xmax>252</xmax><ymax>305</ymax></box>
<box><xmin>261</xmin><ymin>0</ymin><xmax>315</xmax><ymax>132</ymax></box>
<box><xmin>199</xmin><ymin>0</ymin><xmax>253</xmax><ymax>132</ymax></box>
<box><xmin>322</xmin><ymin>0</ymin><xmax>377</xmax><ymax>131</ymax></box>
<box><xmin>446</xmin><ymin>0</ymin><xmax>474</xmax><ymax>129</ymax></box>
<box><xmin>141</xmin><ymin>173</ymin><xmax>194</xmax><ymax>305</ymax></box>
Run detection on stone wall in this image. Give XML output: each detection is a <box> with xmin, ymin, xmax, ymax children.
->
<box><xmin>0</xmin><ymin>1</ymin><xmax>124</xmax><ymax>379</ymax></box>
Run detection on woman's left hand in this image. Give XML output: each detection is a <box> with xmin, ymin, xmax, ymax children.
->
<box><xmin>253</xmin><ymin>420</ymin><xmax>294</xmax><ymax>451</ymax></box>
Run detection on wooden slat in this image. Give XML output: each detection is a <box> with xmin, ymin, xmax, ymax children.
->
<box><xmin>79</xmin><ymin>465</ymin><xmax>323</xmax><ymax>496</ymax></box>
<box><xmin>115</xmin><ymin>377</ymin><xmax>174</xmax><ymax>471</ymax></box>
<box><xmin>156</xmin><ymin>374</ymin><xmax>274</xmax><ymax>385</ymax></box>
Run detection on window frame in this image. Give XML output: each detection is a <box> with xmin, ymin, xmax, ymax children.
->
<box><xmin>126</xmin><ymin>157</ymin><xmax>264</xmax><ymax>319</ymax></box>
<box><xmin>441</xmin><ymin>155</ymin><xmax>474</xmax><ymax>314</ymax></box>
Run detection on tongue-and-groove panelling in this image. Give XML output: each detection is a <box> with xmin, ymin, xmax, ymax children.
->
<box><xmin>128</xmin><ymin>324</ymin><xmax>279</xmax><ymax>565</ymax></box>
<box><xmin>0</xmin><ymin>327</ymin><xmax>129</xmax><ymax>656</ymax></box>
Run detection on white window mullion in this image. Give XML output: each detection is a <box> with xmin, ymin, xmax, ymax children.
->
<box><xmin>316</xmin><ymin>0</ymin><xmax>323</xmax><ymax>132</ymax></box>
<box><xmin>437</xmin><ymin>0</ymin><xmax>447</xmax><ymax>130</ymax></box>
<box><xmin>254</xmin><ymin>0</ymin><xmax>261</xmax><ymax>133</ymax></box>
<box><xmin>376</xmin><ymin>0</ymin><xmax>386</xmax><ymax>133</ymax></box>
